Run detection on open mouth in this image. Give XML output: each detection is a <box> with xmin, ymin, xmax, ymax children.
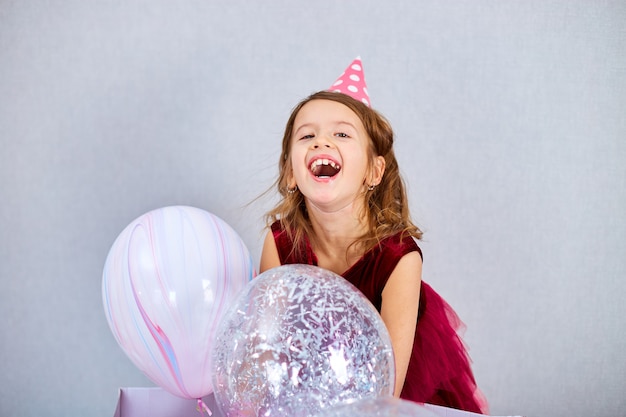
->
<box><xmin>309</xmin><ymin>158</ymin><xmax>341</xmax><ymax>179</ymax></box>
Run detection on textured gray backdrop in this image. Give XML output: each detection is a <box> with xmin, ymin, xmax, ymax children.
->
<box><xmin>1</xmin><ymin>1</ymin><xmax>625</xmax><ymax>417</ymax></box>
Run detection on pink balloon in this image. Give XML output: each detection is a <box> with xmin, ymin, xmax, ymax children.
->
<box><xmin>102</xmin><ymin>206</ymin><xmax>254</xmax><ymax>399</ymax></box>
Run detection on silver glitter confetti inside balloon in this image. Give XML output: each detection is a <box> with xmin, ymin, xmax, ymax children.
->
<box><xmin>313</xmin><ymin>396</ymin><xmax>440</xmax><ymax>417</ymax></box>
<box><xmin>211</xmin><ymin>264</ymin><xmax>395</xmax><ymax>417</ymax></box>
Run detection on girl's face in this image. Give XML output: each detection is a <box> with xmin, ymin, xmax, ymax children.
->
<box><xmin>288</xmin><ymin>99</ymin><xmax>384</xmax><ymax>214</ymax></box>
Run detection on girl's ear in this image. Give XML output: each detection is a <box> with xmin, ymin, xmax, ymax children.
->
<box><xmin>368</xmin><ymin>155</ymin><xmax>386</xmax><ymax>186</ymax></box>
<box><xmin>286</xmin><ymin>166</ymin><xmax>297</xmax><ymax>189</ymax></box>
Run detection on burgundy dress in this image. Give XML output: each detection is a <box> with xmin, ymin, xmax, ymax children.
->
<box><xmin>271</xmin><ymin>221</ymin><xmax>488</xmax><ymax>414</ymax></box>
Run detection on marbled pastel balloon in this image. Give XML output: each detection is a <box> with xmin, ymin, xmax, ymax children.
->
<box><xmin>211</xmin><ymin>264</ymin><xmax>395</xmax><ymax>417</ymax></box>
<box><xmin>102</xmin><ymin>206</ymin><xmax>254</xmax><ymax>399</ymax></box>
<box><xmin>314</xmin><ymin>396</ymin><xmax>440</xmax><ymax>417</ymax></box>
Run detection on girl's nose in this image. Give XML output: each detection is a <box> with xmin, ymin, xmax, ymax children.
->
<box><xmin>312</xmin><ymin>135</ymin><xmax>333</xmax><ymax>149</ymax></box>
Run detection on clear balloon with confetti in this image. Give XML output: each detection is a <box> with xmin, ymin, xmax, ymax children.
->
<box><xmin>102</xmin><ymin>205</ymin><xmax>254</xmax><ymax>400</ymax></box>
<box><xmin>211</xmin><ymin>264</ymin><xmax>395</xmax><ymax>417</ymax></box>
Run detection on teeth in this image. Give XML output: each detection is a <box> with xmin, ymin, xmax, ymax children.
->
<box><xmin>309</xmin><ymin>158</ymin><xmax>340</xmax><ymax>172</ymax></box>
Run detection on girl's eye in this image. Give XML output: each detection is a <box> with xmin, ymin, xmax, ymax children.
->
<box><xmin>300</xmin><ymin>134</ymin><xmax>315</xmax><ymax>140</ymax></box>
<box><xmin>335</xmin><ymin>132</ymin><xmax>349</xmax><ymax>138</ymax></box>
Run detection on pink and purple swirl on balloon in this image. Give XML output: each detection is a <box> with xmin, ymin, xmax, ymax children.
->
<box><xmin>102</xmin><ymin>206</ymin><xmax>254</xmax><ymax>399</ymax></box>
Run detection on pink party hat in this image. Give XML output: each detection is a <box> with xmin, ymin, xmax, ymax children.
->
<box><xmin>328</xmin><ymin>56</ymin><xmax>371</xmax><ymax>107</ymax></box>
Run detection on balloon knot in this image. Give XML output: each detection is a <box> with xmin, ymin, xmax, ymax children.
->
<box><xmin>196</xmin><ymin>398</ymin><xmax>212</xmax><ymax>416</ymax></box>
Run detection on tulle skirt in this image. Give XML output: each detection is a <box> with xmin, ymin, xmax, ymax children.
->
<box><xmin>400</xmin><ymin>282</ymin><xmax>489</xmax><ymax>414</ymax></box>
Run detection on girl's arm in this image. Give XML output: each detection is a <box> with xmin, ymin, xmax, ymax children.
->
<box><xmin>259</xmin><ymin>231</ymin><xmax>281</xmax><ymax>273</ymax></box>
<box><xmin>380</xmin><ymin>251</ymin><xmax>423</xmax><ymax>397</ymax></box>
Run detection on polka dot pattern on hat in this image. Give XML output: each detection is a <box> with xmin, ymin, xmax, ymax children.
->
<box><xmin>327</xmin><ymin>56</ymin><xmax>371</xmax><ymax>107</ymax></box>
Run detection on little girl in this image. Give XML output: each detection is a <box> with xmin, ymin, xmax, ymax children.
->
<box><xmin>260</xmin><ymin>58</ymin><xmax>488</xmax><ymax>413</ymax></box>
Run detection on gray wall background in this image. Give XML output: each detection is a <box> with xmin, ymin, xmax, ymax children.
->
<box><xmin>1</xmin><ymin>1</ymin><xmax>624</xmax><ymax>417</ymax></box>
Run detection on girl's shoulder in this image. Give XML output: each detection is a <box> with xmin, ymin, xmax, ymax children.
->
<box><xmin>377</xmin><ymin>231</ymin><xmax>423</xmax><ymax>261</ymax></box>
<box><xmin>270</xmin><ymin>219</ymin><xmax>282</xmax><ymax>234</ymax></box>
